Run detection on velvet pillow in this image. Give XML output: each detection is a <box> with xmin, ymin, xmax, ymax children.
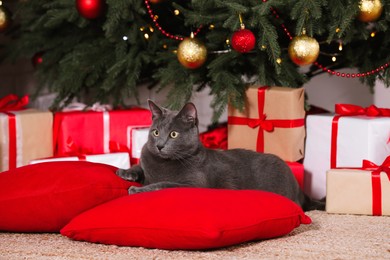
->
<box><xmin>61</xmin><ymin>188</ymin><xmax>312</xmax><ymax>250</ymax></box>
<box><xmin>0</xmin><ymin>161</ymin><xmax>138</xmax><ymax>232</ymax></box>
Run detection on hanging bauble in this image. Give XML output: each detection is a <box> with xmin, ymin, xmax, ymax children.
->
<box><xmin>177</xmin><ymin>35</ymin><xmax>207</xmax><ymax>69</ymax></box>
<box><xmin>357</xmin><ymin>0</ymin><xmax>383</xmax><ymax>22</ymax></box>
<box><xmin>149</xmin><ymin>0</ymin><xmax>166</xmax><ymax>3</ymax></box>
<box><xmin>0</xmin><ymin>5</ymin><xmax>12</xmax><ymax>33</ymax></box>
<box><xmin>32</xmin><ymin>52</ymin><xmax>44</xmax><ymax>67</ymax></box>
<box><xmin>75</xmin><ymin>0</ymin><xmax>105</xmax><ymax>19</ymax></box>
<box><xmin>288</xmin><ymin>32</ymin><xmax>320</xmax><ymax>66</ymax></box>
<box><xmin>231</xmin><ymin>28</ymin><xmax>256</xmax><ymax>53</ymax></box>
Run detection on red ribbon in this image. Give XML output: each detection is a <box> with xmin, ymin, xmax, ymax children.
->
<box><xmin>335</xmin><ymin>104</ymin><xmax>390</xmax><ymax>117</ymax></box>
<box><xmin>109</xmin><ymin>141</ymin><xmax>130</xmax><ymax>153</ymax></box>
<box><xmin>0</xmin><ymin>95</ymin><xmax>29</xmax><ymax>170</ymax></box>
<box><xmin>63</xmin><ymin>137</ymin><xmax>91</xmax><ymax>160</ymax></box>
<box><xmin>199</xmin><ymin>125</ymin><xmax>228</xmax><ymax>150</ymax></box>
<box><xmin>228</xmin><ymin>87</ymin><xmax>304</xmax><ymax>152</ymax></box>
<box><xmin>0</xmin><ymin>94</ymin><xmax>29</xmax><ymax>112</ymax></box>
<box><xmin>361</xmin><ymin>157</ymin><xmax>390</xmax><ymax>216</ymax></box>
<box><xmin>330</xmin><ymin>104</ymin><xmax>390</xmax><ymax>169</ymax></box>
<box><xmin>3</xmin><ymin>112</ymin><xmax>17</xmax><ymax>169</ymax></box>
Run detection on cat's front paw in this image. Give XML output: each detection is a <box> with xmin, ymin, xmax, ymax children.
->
<box><xmin>128</xmin><ymin>186</ymin><xmax>144</xmax><ymax>195</ymax></box>
<box><xmin>116</xmin><ymin>168</ymin><xmax>137</xmax><ymax>182</ymax></box>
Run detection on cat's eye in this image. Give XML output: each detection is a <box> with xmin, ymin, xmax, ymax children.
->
<box><xmin>152</xmin><ymin>129</ymin><xmax>159</xmax><ymax>137</ymax></box>
<box><xmin>169</xmin><ymin>131</ymin><xmax>179</xmax><ymax>139</ymax></box>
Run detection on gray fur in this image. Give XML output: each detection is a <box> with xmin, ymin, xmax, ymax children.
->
<box><xmin>117</xmin><ymin>100</ymin><xmax>320</xmax><ymax>210</ymax></box>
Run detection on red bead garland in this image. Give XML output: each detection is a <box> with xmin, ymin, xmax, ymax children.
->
<box><xmin>263</xmin><ymin>0</ymin><xmax>389</xmax><ymax>78</ymax></box>
<box><xmin>144</xmin><ymin>0</ymin><xmax>202</xmax><ymax>41</ymax></box>
<box><xmin>313</xmin><ymin>61</ymin><xmax>389</xmax><ymax>78</ymax></box>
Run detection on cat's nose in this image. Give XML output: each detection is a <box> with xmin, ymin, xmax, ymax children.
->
<box><xmin>157</xmin><ymin>144</ymin><xmax>164</xmax><ymax>151</ymax></box>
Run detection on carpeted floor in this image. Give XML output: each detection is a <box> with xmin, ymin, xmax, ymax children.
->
<box><xmin>0</xmin><ymin>210</ymin><xmax>389</xmax><ymax>260</ymax></box>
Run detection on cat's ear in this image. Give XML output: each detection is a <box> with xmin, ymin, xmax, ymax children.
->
<box><xmin>177</xmin><ymin>102</ymin><xmax>198</xmax><ymax>126</ymax></box>
<box><xmin>148</xmin><ymin>100</ymin><xmax>164</xmax><ymax>119</ymax></box>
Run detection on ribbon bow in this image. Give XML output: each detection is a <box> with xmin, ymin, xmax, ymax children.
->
<box><xmin>0</xmin><ymin>94</ymin><xmax>29</xmax><ymax>112</ymax></box>
<box><xmin>199</xmin><ymin>125</ymin><xmax>228</xmax><ymax>150</ymax></box>
<box><xmin>335</xmin><ymin>104</ymin><xmax>390</xmax><ymax>117</ymax></box>
<box><xmin>361</xmin><ymin>156</ymin><xmax>390</xmax><ymax>216</ymax></box>
<box><xmin>246</xmin><ymin>114</ymin><xmax>275</xmax><ymax>132</ymax></box>
<box><xmin>362</xmin><ymin>156</ymin><xmax>390</xmax><ymax>177</ymax></box>
<box><xmin>63</xmin><ymin>137</ymin><xmax>92</xmax><ymax>159</ymax></box>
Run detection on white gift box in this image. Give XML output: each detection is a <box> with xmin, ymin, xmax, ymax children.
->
<box><xmin>304</xmin><ymin>114</ymin><xmax>390</xmax><ymax>200</ymax></box>
<box><xmin>127</xmin><ymin>127</ymin><xmax>149</xmax><ymax>162</ymax></box>
<box><xmin>30</xmin><ymin>152</ymin><xmax>130</xmax><ymax>169</ymax></box>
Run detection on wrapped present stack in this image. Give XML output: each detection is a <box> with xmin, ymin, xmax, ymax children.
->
<box><xmin>50</xmin><ymin>103</ymin><xmax>152</xmax><ymax>168</ymax></box>
<box><xmin>0</xmin><ymin>94</ymin><xmax>153</xmax><ymax>172</ymax></box>
<box><xmin>0</xmin><ymin>95</ymin><xmax>53</xmax><ymax>171</ymax></box>
<box><xmin>304</xmin><ymin>104</ymin><xmax>390</xmax><ymax>216</ymax></box>
<box><xmin>227</xmin><ymin>86</ymin><xmax>306</xmax><ymax>190</ymax></box>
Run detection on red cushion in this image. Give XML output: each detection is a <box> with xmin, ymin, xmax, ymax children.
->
<box><xmin>0</xmin><ymin>161</ymin><xmax>138</xmax><ymax>232</ymax></box>
<box><xmin>61</xmin><ymin>188</ymin><xmax>311</xmax><ymax>250</ymax></box>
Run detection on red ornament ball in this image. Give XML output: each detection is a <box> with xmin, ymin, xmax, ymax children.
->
<box><xmin>32</xmin><ymin>52</ymin><xmax>44</xmax><ymax>67</ymax></box>
<box><xmin>231</xmin><ymin>29</ymin><xmax>256</xmax><ymax>53</ymax></box>
<box><xmin>75</xmin><ymin>0</ymin><xmax>105</xmax><ymax>19</ymax></box>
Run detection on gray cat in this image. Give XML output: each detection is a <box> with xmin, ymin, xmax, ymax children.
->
<box><xmin>117</xmin><ymin>100</ymin><xmax>323</xmax><ymax>211</ymax></box>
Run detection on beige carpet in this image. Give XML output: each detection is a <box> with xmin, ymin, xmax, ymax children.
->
<box><xmin>0</xmin><ymin>210</ymin><xmax>389</xmax><ymax>260</ymax></box>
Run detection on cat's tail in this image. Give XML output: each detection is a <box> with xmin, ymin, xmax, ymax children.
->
<box><xmin>302</xmin><ymin>195</ymin><xmax>326</xmax><ymax>211</ymax></box>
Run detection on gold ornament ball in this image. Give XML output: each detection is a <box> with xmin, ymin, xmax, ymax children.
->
<box><xmin>177</xmin><ymin>37</ymin><xmax>207</xmax><ymax>69</ymax></box>
<box><xmin>358</xmin><ymin>0</ymin><xmax>383</xmax><ymax>22</ymax></box>
<box><xmin>288</xmin><ymin>35</ymin><xmax>320</xmax><ymax>66</ymax></box>
<box><xmin>0</xmin><ymin>5</ymin><xmax>12</xmax><ymax>33</ymax></box>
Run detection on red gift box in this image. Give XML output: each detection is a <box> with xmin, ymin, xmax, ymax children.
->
<box><xmin>287</xmin><ymin>162</ymin><xmax>304</xmax><ymax>190</ymax></box>
<box><xmin>53</xmin><ymin>108</ymin><xmax>151</xmax><ymax>162</ymax></box>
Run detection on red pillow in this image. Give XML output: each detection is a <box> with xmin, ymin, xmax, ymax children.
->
<box><xmin>61</xmin><ymin>188</ymin><xmax>311</xmax><ymax>250</ymax></box>
<box><xmin>0</xmin><ymin>161</ymin><xmax>138</xmax><ymax>232</ymax></box>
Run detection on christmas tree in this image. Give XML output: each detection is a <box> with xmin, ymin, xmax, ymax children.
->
<box><xmin>1</xmin><ymin>0</ymin><xmax>389</xmax><ymax>120</ymax></box>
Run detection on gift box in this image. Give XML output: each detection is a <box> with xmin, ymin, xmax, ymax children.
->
<box><xmin>287</xmin><ymin>162</ymin><xmax>304</xmax><ymax>190</ymax></box>
<box><xmin>326</xmin><ymin>157</ymin><xmax>390</xmax><ymax>216</ymax></box>
<box><xmin>128</xmin><ymin>127</ymin><xmax>149</xmax><ymax>165</ymax></box>
<box><xmin>228</xmin><ymin>86</ymin><xmax>305</xmax><ymax>162</ymax></box>
<box><xmin>53</xmin><ymin>108</ymin><xmax>152</xmax><ymax>162</ymax></box>
<box><xmin>30</xmin><ymin>152</ymin><xmax>130</xmax><ymax>169</ymax></box>
<box><xmin>0</xmin><ymin>109</ymin><xmax>53</xmax><ymax>171</ymax></box>
<box><xmin>304</xmin><ymin>104</ymin><xmax>390</xmax><ymax>200</ymax></box>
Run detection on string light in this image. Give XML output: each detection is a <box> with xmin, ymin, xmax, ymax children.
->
<box><xmin>144</xmin><ymin>0</ymin><xmax>202</xmax><ymax>41</ymax></box>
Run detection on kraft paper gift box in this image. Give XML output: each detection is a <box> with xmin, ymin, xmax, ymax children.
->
<box><xmin>30</xmin><ymin>152</ymin><xmax>130</xmax><ymax>169</ymax></box>
<box><xmin>304</xmin><ymin>104</ymin><xmax>390</xmax><ymax>200</ymax></box>
<box><xmin>0</xmin><ymin>109</ymin><xmax>53</xmax><ymax>171</ymax></box>
<box><xmin>53</xmin><ymin>108</ymin><xmax>151</xmax><ymax>157</ymax></box>
<box><xmin>326</xmin><ymin>157</ymin><xmax>390</xmax><ymax>216</ymax></box>
<box><xmin>228</xmin><ymin>86</ymin><xmax>305</xmax><ymax>162</ymax></box>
